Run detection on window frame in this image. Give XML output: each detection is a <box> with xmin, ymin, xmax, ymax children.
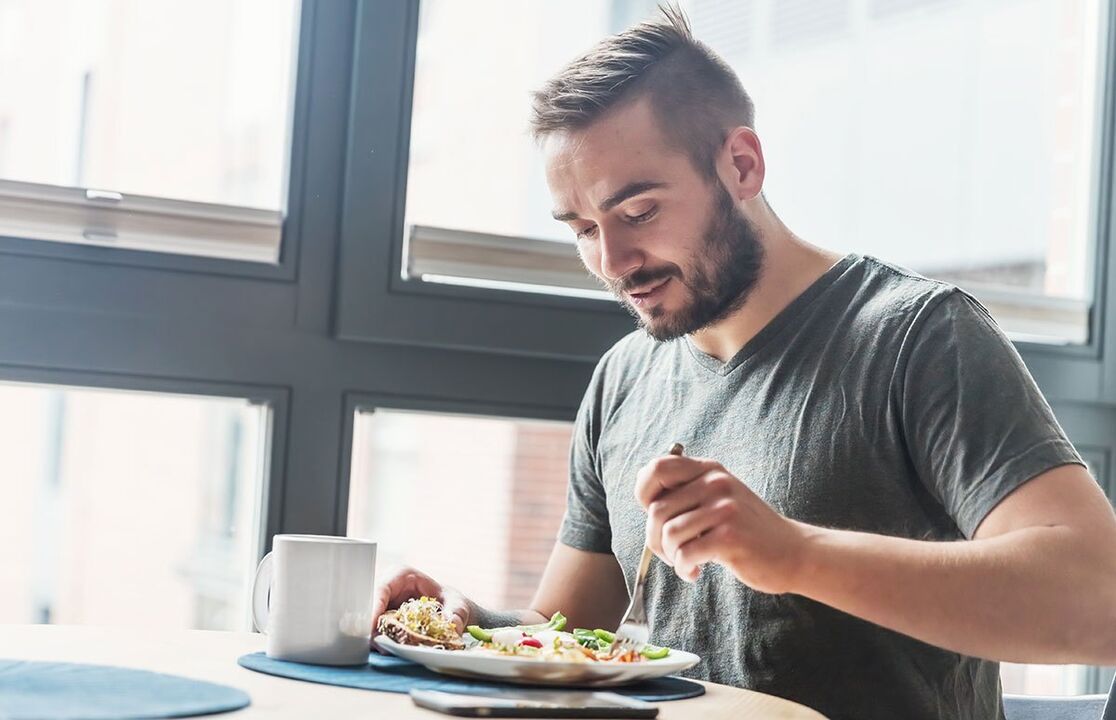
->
<box><xmin>0</xmin><ymin>0</ymin><xmax>600</xmax><ymax>631</ymax></box>
<box><xmin>333</xmin><ymin>0</ymin><xmax>633</xmax><ymax>362</ymax></box>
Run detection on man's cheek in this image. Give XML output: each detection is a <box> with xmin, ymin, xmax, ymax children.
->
<box><xmin>576</xmin><ymin>245</ymin><xmax>603</xmax><ymax>277</ymax></box>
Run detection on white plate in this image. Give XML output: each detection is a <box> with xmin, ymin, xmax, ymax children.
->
<box><xmin>373</xmin><ymin>635</ymin><xmax>700</xmax><ymax>687</ymax></box>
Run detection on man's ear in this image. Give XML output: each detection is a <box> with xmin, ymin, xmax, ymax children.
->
<box><xmin>718</xmin><ymin>126</ymin><xmax>765</xmax><ymax>202</ymax></box>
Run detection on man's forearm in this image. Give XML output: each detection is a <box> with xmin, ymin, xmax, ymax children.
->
<box><xmin>789</xmin><ymin>523</ymin><xmax>1116</xmax><ymax>664</ymax></box>
<box><xmin>469</xmin><ymin>603</ymin><xmax>548</xmax><ymax>630</ymax></box>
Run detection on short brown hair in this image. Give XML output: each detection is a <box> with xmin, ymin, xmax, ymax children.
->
<box><xmin>529</xmin><ymin>4</ymin><xmax>755</xmax><ymax>180</ymax></box>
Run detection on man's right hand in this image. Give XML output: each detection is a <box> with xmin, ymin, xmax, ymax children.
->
<box><xmin>370</xmin><ymin>566</ymin><xmax>473</xmax><ymax>638</ymax></box>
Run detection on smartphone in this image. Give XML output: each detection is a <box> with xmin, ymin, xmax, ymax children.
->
<box><xmin>409</xmin><ymin>689</ymin><xmax>660</xmax><ymax>718</ymax></box>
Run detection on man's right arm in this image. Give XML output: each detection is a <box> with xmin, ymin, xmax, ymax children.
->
<box><xmin>371</xmin><ymin>542</ymin><xmax>629</xmax><ymax>635</ymax></box>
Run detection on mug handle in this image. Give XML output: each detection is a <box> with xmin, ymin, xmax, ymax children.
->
<box><xmin>251</xmin><ymin>551</ymin><xmax>274</xmax><ymax>633</ymax></box>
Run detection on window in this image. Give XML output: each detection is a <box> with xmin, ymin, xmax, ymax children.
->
<box><xmin>0</xmin><ymin>0</ymin><xmax>300</xmax><ymax>263</ymax></box>
<box><xmin>0</xmin><ymin>382</ymin><xmax>270</xmax><ymax>630</ymax></box>
<box><xmin>0</xmin><ymin>1</ymin><xmax>1111</xmax><ymax>701</ymax></box>
<box><xmin>347</xmin><ymin>408</ymin><xmax>573</xmax><ymax>609</ymax></box>
<box><xmin>402</xmin><ymin>0</ymin><xmax>626</xmax><ymax>299</ymax></box>
<box><xmin>1000</xmin><ymin>662</ymin><xmax>1095</xmax><ymax>696</ymax></box>
<box><xmin>401</xmin><ymin>0</ymin><xmax>1107</xmax><ymax>345</ymax></box>
<box><xmin>743</xmin><ymin>0</ymin><xmax>1105</xmax><ymax>346</ymax></box>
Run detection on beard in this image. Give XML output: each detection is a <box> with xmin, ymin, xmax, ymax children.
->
<box><xmin>607</xmin><ymin>185</ymin><xmax>766</xmax><ymax>342</ymax></box>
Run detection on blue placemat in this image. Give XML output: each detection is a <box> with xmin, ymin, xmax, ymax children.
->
<box><xmin>0</xmin><ymin>659</ymin><xmax>250</xmax><ymax>720</ymax></box>
<box><xmin>238</xmin><ymin>651</ymin><xmax>704</xmax><ymax>702</ymax></box>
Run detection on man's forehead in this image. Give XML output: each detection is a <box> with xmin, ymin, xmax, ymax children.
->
<box><xmin>543</xmin><ymin>100</ymin><xmax>666</xmax><ymax>167</ymax></box>
<box><xmin>541</xmin><ymin>132</ymin><xmax>587</xmax><ymax>175</ymax></box>
<box><xmin>544</xmin><ymin>120</ymin><xmax>683</xmax><ymax>216</ymax></box>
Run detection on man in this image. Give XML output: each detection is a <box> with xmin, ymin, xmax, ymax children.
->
<box><xmin>372</xmin><ymin>8</ymin><xmax>1116</xmax><ymax>719</ymax></box>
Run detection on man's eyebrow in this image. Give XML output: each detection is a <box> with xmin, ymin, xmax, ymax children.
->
<box><xmin>551</xmin><ymin>181</ymin><xmax>669</xmax><ymax>222</ymax></box>
<box><xmin>552</xmin><ymin>209</ymin><xmax>580</xmax><ymax>222</ymax></box>
<box><xmin>600</xmin><ymin>181</ymin><xmax>668</xmax><ymax>212</ymax></box>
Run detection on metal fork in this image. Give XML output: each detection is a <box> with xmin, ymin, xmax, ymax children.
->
<box><xmin>612</xmin><ymin>442</ymin><xmax>684</xmax><ymax>655</ymax></box>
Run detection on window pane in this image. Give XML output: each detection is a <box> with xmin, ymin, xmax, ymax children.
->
<box><xmin>347</xmin><ymin>409</ymin><xmax>572</xmax><ymax>609</ymax></box>
<box><xmin>0</xmin><ymin>0</ymin><xmax>298</xmax><ymax>211</ymax></box>
<box><xmin>404</xmin><ymin>0</ymin><xmax>1105</xmax><ymax>344</ymax></box>
<box><xmin>0</xmin><ymin>382</ymin><xmax>269</xmax><ymax>630</ymax></box>
<box><xmin>741</xmin><ymin>0</ymin><xmax>1103</xmax><ymax>345</ymax></box>
<box><xmin>1000</xmin><ymin>663</ymin><xmax>1091</xmax><ymax>695</ymax></box>
<box><xmin>403</xmin><ymin>0</ymin><xmax>617</xmax><ymax>298</ymax></box>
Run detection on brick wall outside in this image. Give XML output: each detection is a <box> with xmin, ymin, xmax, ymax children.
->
<box><xmin>503</xmin><ymin>421</ymin><xmax>574</xmax><ymax>607</ymax></box>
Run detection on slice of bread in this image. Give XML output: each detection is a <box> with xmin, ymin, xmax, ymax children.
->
<box><xmin>377</xmin><ymin>610</ymin><xmax>465</xmax><ymax>650</ymax></box>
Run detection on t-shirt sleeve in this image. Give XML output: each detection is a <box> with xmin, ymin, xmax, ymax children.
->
<box><xmin>558</xmin><ymin>363</ymin><xmax>613</xmax><ymax>554</ymax></box>
<box><xmin>898</xmin><ymin>291</ymin><xmax>1084</xmax><ymax>538</ymax></box>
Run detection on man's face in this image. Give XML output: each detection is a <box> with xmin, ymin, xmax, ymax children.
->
<box><xmin>544</xmin><ymin>98</ymin><xmax>764</xmax><ymax>341</ymax></box>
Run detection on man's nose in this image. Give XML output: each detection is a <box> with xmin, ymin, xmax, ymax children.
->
<box><xmin>598</xmin><ymin>227</ymin><xmax>643</xmax><ymax>282</ymax></box>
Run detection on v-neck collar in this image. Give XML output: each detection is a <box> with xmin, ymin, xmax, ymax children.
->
<box><xmin>683</xmin><ymin>253</ymin><xmax>860</xmax><ymax>377</ymax></box>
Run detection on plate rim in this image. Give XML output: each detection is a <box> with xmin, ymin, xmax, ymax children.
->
<box><xmin>373</xmin><ymin>634</ymin><xmax>700</xmax><ymax>672</ymax></box>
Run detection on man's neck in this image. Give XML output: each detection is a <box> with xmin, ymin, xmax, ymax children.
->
<box><xmin>688</xmin><ymin>231</ymin><xmax>845</xmax><ymax>364</ymax></box>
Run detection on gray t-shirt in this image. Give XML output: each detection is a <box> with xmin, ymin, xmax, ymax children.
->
<box><xmin>559</xmin><ymin>254</ymin><xmax>1083</xmax><ymax>720</ymax></box>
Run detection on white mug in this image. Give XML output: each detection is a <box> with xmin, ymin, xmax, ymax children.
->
<box><xmin>251</xmin><ymin>534</ymin><xmax>377</xmax><ymax>665</ymax></box>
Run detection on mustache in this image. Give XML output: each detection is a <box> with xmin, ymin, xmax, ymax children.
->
<box><xmin>610</xmin><ymin>265</ymin><xmax>682</xmax><ymax>294</ymax></box>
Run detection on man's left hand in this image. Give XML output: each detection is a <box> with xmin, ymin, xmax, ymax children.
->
<box><xmin>635</xmin><ymin>454</ymin><xmax>810</xmax><ymax>591</ymax></box>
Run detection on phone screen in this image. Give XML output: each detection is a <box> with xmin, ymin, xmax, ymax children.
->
<box><xmin>409</xmin><ymin>689</ymin><xmax>660</xmax><ymax>718</ymax></box>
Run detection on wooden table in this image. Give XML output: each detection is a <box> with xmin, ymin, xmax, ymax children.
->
<box><xmin>0</xmin><ymin>625</ymin><xmax>826</xmax><ymax>719</ymax></box>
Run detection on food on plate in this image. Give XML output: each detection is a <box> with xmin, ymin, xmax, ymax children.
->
<box><xmin>569</xmin><ymin>628</ymin><xmax>670</xmax><ymax>660</ymax></box>
<box><xmin>464</xmin><ymin>610</ymin><xmax>567</xmax><ymax>642</ymax></box>
<box><xmin>466</xmin><ymin>614</ymin><xmax>671</xmax><ymax>663</ymax></box>
<box><xmin>377</xmin><ymin>596</ymin><xmax>465</xmax><ymax>650</ymax></box>
<box><xmin>378</xmin><ymin>598</ymin><xmax>672</xmax><ymax>662</ymax></box>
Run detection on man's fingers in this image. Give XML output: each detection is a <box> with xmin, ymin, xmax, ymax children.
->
<box><xmin>447</xmin><ymin>610</ymin><xmax>467</xmax><ymax>635</ymax></box>
<box><xmin>407</xmin><ymin>570</ymin><xmax>445</xmax><ymax>600</ymax></box>
<box><xmin>673</xmin><ymin>524</ymin><xmax>731</xmax><ymax>583</ymax></box>
<box><xmin>660</xmin><ymin>499</ymin><xmax>732</xmax><ymax>564</ymax></box>
<box><xmin>644</xmin><ymin>478</ymin><xmax>709</xmax><ymax>560</ymax></box>
<box><xmin>440</xmin><ymin>587</ymin><xmax>471</xmax><ymax>634</ymax></box>
<box><xmin>370</xmin><ymin>567</ymin><xmax>445</xmax><ymax>634</ymax></box>
<box><xmin>634</xmin><ymin>456</ymin><xmax>721</xmax><ymax>508</ymax></box>
<box><xmin>370</xmin><ymin>573</ymin><xmax>411</xmax><ymax>627</ymax></box>
<box><xmin>644</xmin><ymin>468</ymin><xmax>738</xmax><ymax>561</ymax></box>
<box><xmin>370</xmin><ymin>583</ymin><xmax>392</xmax><ymax>622</ymax></box>
<box><xmin>369</xmin><ymin>568</ymin><xmax>463</xmax><ymax>651</ymax></box>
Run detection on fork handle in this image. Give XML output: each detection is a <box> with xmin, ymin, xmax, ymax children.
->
<box><xmin>634</xmin><ymin>545</ymin><xmax>654</xmax><ymax>585</ymax></box>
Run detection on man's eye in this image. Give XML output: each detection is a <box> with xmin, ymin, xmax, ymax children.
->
<box><xmin>576</xmin><ymin>225</ymin><xmax>598</xmax><ymax>240</ymax></box>
<box><xmin>626</xmin><ymin>208</ymin><xmax>657</xmax><ymax>224</ymax></box>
